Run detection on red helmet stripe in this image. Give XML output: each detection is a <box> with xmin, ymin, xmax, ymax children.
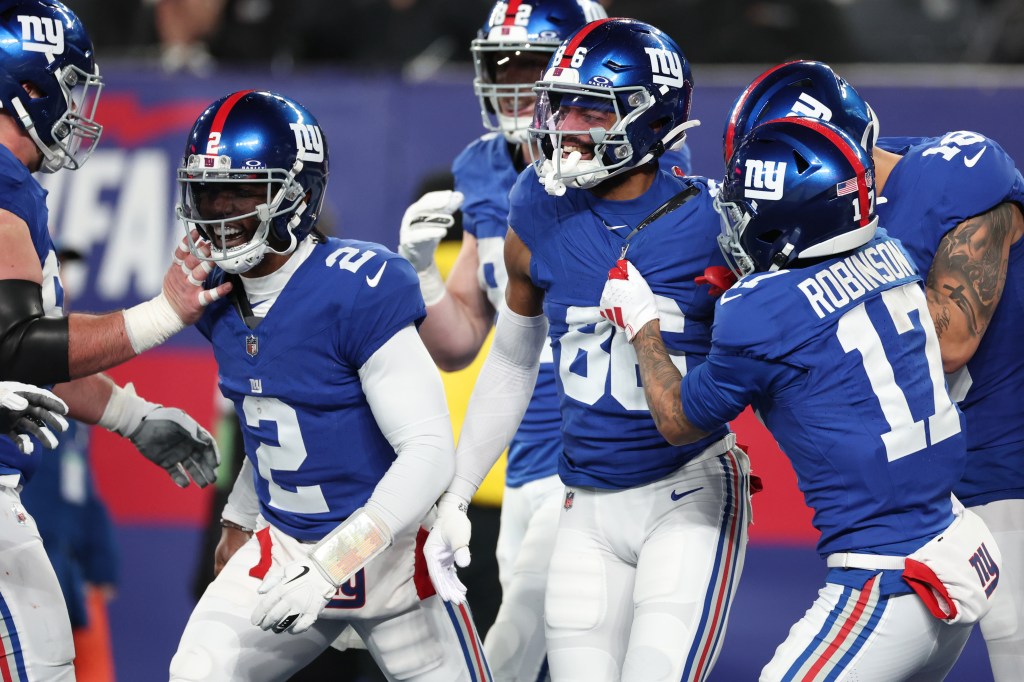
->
<box><xmin>210</xmin><ymin>89</ymin><xmax>255</xmax><ymax>138</ymax></box>
<box><xmin>774</xmin><ymin>116</ymin><xmax>872</xmax><ymax>227</ymax></box>
<box><xmin>502</xmin><ymin>0</ymin><xmax>524</xmax><ymax>26</ymax></box>
<box><xmin>557</xmin><ymin>17</ymin><xmax>615</xmax><ymax>68</ymax></box>
<box><xmin>724</xmin><ymin>60</ymin><xmax>803</xmax><ymax>162</ymax></box>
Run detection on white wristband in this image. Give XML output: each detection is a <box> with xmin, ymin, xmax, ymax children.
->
<box><xmin>97</xmin><ymin>382</ymin><xmax>157</xmax><ymax>437</ymax></box>
<box><xmin>310</xmin><ymin>507</ymin><xmax>393</xmax><ymax>586</ymax></box>
<box><xmin>123</xmin><ymin>293</ymin><xmax>185</xmax><ymax>355</ymax></box>
<box><xmin>417</xmin><ymin>263</ymin><xmax>447</xmax><ymax>307</ymax></box>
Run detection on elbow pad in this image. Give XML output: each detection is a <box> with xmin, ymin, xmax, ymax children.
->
<box><xmin>0</xmin><ymin>280</ymin><xmax>70</xmax><ymax>384</ymax></box>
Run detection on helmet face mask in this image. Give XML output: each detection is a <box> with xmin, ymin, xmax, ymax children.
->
<box><xmin>472</xmin><ymin>0</ymin><xmax>607</xmax><ymax>144</ymax></box>
<box><xmin>179</xmin><ymin>158</ymin><xmax>308</xmax><ymax>274</ymax></box>
<box><xmin>0</xmin><ymin>0</ymin><xmax>104</xmax><ymax>172</ymax></box>
<box><xmin>176</xmin><ymin>91</ymin><xmax>329</xmax><ymax>275</ymax></box>
<box><xmin>528</xmin><ymin>18</ymin><xmax>696</xmax><ymax>191</ymax></box>
<box><xmin>530</xmin><ymin>84</ymin><xmax>652</xmax><ymax>188</ymax></box>
<box><xmin>716</xmin><ymin>118</ymin><xmax>878</xmax><ymax>277</ymax></box>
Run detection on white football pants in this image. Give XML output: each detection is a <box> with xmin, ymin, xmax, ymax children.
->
<box><xmin>544</xmin><ymin>443</ymin><xmax>751</xmax><ymax>682</ymax></box>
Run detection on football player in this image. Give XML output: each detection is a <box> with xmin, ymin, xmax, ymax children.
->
<box><xmin>0</xmin><ymin>1</ymin><xmax>224</xmax><ymax>678</ymax></box>
<box><xmin>725</xmin><ymin>60</ymin><xmax>1024</xmax><ymax>681</ymax></box>
<box><xmin>602</xmin><ymin>118</ymin><xmax>994</xmax><ymax>680</ymax></box>
<box><xmin>167</xmin><ymin>90</ymin><xmax>491</xmax><ymax>682</ymax></box>
<box><xmin>425</xmin><ymin>19</ymin><xmax>750</xmax><ymax>681</ymax></box>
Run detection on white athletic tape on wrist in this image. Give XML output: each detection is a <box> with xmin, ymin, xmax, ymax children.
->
<box><xmin>417</xmin><ymin>263</ymin><xmax>447</xmax><ymax>307</ymax></box>
<box><xmin>310</xmin><ymin>508</ymin><xmax>393</xmax><ymax>586</ymax></box>
<box><xmin>123</xmin><ymin>293</ymin><xmax>186</xmax><ymax>354</ymax></box>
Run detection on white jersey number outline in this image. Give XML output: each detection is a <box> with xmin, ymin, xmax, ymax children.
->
<box><xmin>836</xmin><ymin>284</ymin><xmax>960</xmax><ymax>461</ymax></box>
<box><xmin>243</xmin><ymin>395</ymin><xmax>329</xmax><ymax>514</ymax></box>
<box><xmin>559</xmin><ymin>298</ymin><xmax>685</xmax><ymax>410</ymax></box>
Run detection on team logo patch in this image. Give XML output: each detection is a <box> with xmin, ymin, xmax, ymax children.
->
<box><xmin>246</xmin><ymin>334</ymin><xmax>259</xmax><ymax>357</ymax></box>
<box><xmin>743</xmin><ymin>159</ymin><xmax>786</xmax><ymax>200</ymax></box>
<box><xmin>970</xmin><ymin>542</ymin><xmax>1000</xmax><ymax>597</ymax></box>
<box><xmin>563</xmin><ymin>489</ymin><xmax>575</xmax><ymax>511</ymax></box>
<box><xmin>18</xmin><ymin>15</ymin><xmax>64</xmax><ymax>63</ymax></box>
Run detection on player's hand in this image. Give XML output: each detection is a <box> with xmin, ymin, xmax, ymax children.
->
<box><xmin>600</xmin><ymin>259</ymin><xmax>659</xmax><ymax>342</ymax></box>
<box><xmin>214</xmin><ymin>525</ymin><xmax>252</xmax><ymax>577</ymax></box>
<box><xmin>128</xmin><ymin>406</ymin><xmax>219</xmax><ymax>488</ymax></box>
<box><xmin>423</xmin><ymin>493</ymin><xmax>472</xmax><ymax>604</ymax></box>
<box><xmin>398</xmin><ymin>190</ymin><xmax>464</xmax><ymax>273</ymax></box>
<box><xmin>164</xmin><ymin>232</ymin><xmax>232</xmax><ymax>325</ymax></box>
<box><xmin>252</xmin><ymin>559</ymin><xmax>336</xmax><ymax>635</ymax></box>
<box><xmin>0</xmin><ymin>382</ymin><xmax>69</xmax><ymax>454</ymax></box>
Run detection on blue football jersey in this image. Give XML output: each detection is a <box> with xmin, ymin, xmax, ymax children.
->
<box><xmin>508</xmin><ymin>167</ymin><xmax>729</xmax><ymax>490</ymax></box>
<box><xmin>877</xmin><ymin>132</ymin><xmax>1024</xmax><ymax>506</ymax></box>
<box><xmin>0</xmin><ymin>145</ymin><xmax>65</xmax><ymax>482</ymax></box>
<box><xmin>681</xmin><ymin>235</ymin><xmax>964</xmax><ymax>578</ymax></box>
<box><xmin>453</xmin><ymin>134</ymin><xmax>693</xmax><ymax>487</ymax></box>
<box><xmin>198</xmin><ymin>238</ymin><xmax>426</xmax><ymax>541</ymax></box>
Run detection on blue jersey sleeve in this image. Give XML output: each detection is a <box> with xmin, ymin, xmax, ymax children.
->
<box><xmin>879</xmin><ymin>132</ymin><xmax>1024</xmax><ymax>270</ymax></box>
<box><xmin>681</xmin><ymin>353</ymin><xmax>796</xmax><ymax>432</ymax></box>
<box><xmin>339</xmin><ymin>250</ymin><xmax>426</xmax><ymax>367</ymax></box>
<box><xmin>453</xmin><ymin>134</ymin><xmax>519</xmax><ymax>241</ymax></box>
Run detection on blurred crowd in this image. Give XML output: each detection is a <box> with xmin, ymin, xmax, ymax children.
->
<box><xmin>67</xmin><ymin>0</ymin><xmax>1024</xmax><ymax>77</ymax></box>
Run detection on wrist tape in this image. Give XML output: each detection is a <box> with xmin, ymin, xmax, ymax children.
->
<box><xmin>123</xmin><ymin>293</ymin><xmax>185</xmax><ymax>355</ymax></box>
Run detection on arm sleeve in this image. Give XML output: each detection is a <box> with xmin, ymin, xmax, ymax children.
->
<box><xmin>221</xmin><ymin>457</ymin><xmax>259</xmax><ymax>530</ymax></box>
<box><xmin>358</xmin><ymin>324</ymin><xmax>456</xmax><ymax>537</ymax></box>
<box><xmin>446</xmin><ymin>303</ymin><xmax>548</xmax><ymax>501</ymax></box>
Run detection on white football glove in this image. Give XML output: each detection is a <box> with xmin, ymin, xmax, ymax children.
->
<box><xmin>0</xmin><ymin>382</ymin><xmax>69</xmax><ymax>454</ymax></box>
<box><xmin>599</xmin><ymin>259</ymin><xmax>660</xmax><ymax>342</ymax></box>
<box><xmin>252</xmin><ymin>560</ymin><xmax>336</xmax><ymax>635</ymax></box>
<box><xmin>398</xmin><ymin>190</ymin><xmax>464</xmax><ymax>273</ymax></box>
<box><xmin>423</xmin><ymin>492</ymin><xmax>472</xmax><ymax>604</ymax></box>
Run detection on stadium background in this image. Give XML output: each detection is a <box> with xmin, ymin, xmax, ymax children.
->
<box><xmin>45</xmin><ymin>0</ymin><xmax>1024</xmax><ymax>679</ymax></box>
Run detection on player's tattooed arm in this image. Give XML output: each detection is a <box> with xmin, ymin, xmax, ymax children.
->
<box><xmin>925</xmin><ymin>201</ymin><xmax>1023</xmax><ymax>372</ymax></box>
<box><xmin>632</xmin><ymin>321</ymin><xmax>708</xmax><ymax>446</ymax></box>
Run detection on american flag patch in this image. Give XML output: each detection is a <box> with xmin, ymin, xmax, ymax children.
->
<box><xmin>836</xmin><ymin>178</ymin><xmax>858</xmax><ymax>196</ymax></box>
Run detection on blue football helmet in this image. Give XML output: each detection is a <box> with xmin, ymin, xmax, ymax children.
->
<box><xmin>528</xmin><ymin>17</ymin><xmax>696</xmax><ymax>189</ymax></box>
<box><xmin>177</xmin><ymin>90</ymin><xmax>329</xmax><ymax>275</ymax></box>
<box><xmin>723</xmin><ymin>60</ymin><xmax>877</xmax><ymax>165</ymax></box>
<box><xmin>0</xmin><ymin>0</ymin><xmax>103</xmax><ymax>172</ymax></box>
<box><xmin>473</xmin><ymin>0</ymin><xmax>606</xmax><ymax>144</ymax></box>
<box><xmin>716</xmin><ymin>117</ymin><xmax>878</xmax><ymax>277</ymax></box>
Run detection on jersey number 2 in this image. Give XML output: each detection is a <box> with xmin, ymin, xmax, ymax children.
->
<box><xmin>243</xmin><ymin>395</ymin><xmax>329</xmax><ymax>513</ymax></box>
<box><xmin>836</xmin><ymin>285</ymin><xmax>960</xmax><ymax>461</ymax></box>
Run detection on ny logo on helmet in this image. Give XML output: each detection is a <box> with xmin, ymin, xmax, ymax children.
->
<box><xmin>644</xmin><ymin>47</ymin><xmax>684</xmax><ymax>91</ymax></box>
<box><xmin>789</xmin><ymin>93</ymin><xmax>833</xmax><ymax>122</ymax></box>
<box><xmin>17</xmin><ymin>15</ymin><xmax>64</xmax><ymax>64</ymax></box>
<box><xmin>289</xmin><ymin>123</ymin><xmax>324</xmax><ymax>163</ymax></box>
<box><xmin>744</xmin><ymin>159</ymin><xmax>786</xmax><ymax>200</ymax></box>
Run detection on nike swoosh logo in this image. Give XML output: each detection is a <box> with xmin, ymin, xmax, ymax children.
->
<box><xmin>602</xmin><ymin>219</ymin><xmax>628</xmax><ymax>231</ymax></box>
<box><xmin>671</xmin><ymin>486</ymin><xmax>703</xmax><ymax>501</ymax></box>
<box><xmin>719</xmin><ymin>291</ymin><xmax>742</xmax><ymax>304</ymax></box>
<box><xmin>964</xmin><ymin>147</ymin><xmax>987</xmax><ymax>168</ymax></box>
<box><xmin>285</xmin><ymin>565</ymin><xmax>310</xmax><ymax>584</ymax></box>
<box><xmin>366</xmin><ymin>262</ymin><xmax>387</xmax><ymax>288</ymax></box>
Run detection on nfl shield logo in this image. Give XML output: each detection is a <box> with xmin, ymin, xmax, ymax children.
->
<box><xmin>246</xmin><ymin>334</ymin><xmax>259</xmax><ymax>357</ymax></box>
<box><xmin>563</xmin><ymin>489</ymin><xmax>575</xmax><ymax>511</ymax></box>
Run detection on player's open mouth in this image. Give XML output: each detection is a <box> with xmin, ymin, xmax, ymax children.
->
<box><xmin>561</xmin><ymin>141</ymin><xmax>595</xmax><ymax>161</ymax></box>
<box><xmin>213</xmin><ymin>224</ymin><xmax>249</xmax><ymax>249</ymax></box>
